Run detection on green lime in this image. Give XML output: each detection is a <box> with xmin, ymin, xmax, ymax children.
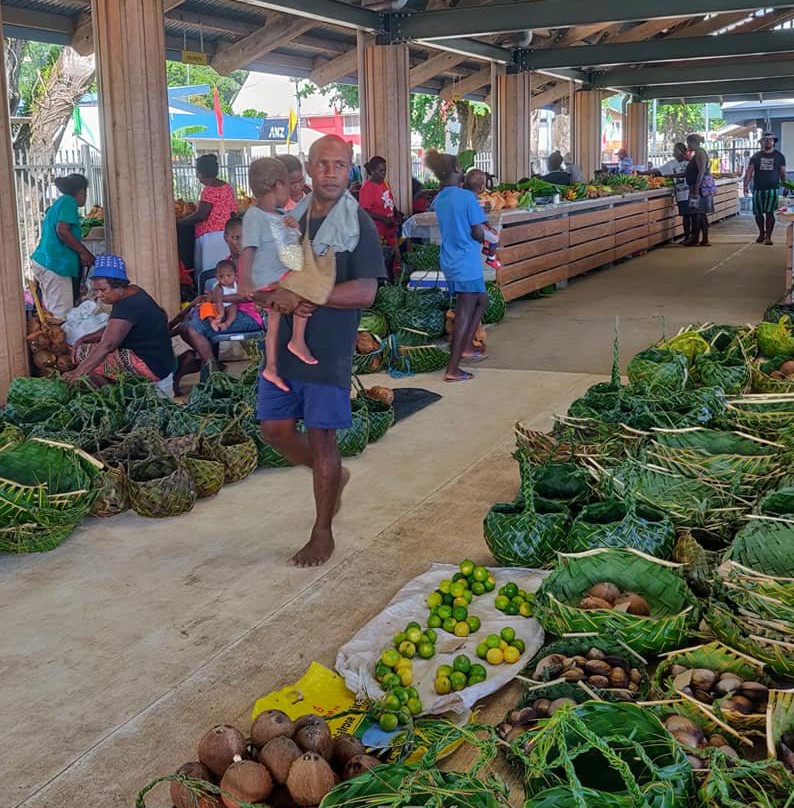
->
<box><xmin>392</xmin><ymin>632</ymin><xmax>406</xmax><ymax>648</ymax></box>
<box><xmin>452</xmin><ymin>572</ymin><xmax>466</xmax><ymax>583</ymax></box>
<box><xmin>462</xmin><ymin>590</ymin><xmax>473</xmax><ymax>604</ymax></box>
<box><xmin>435</xmin><ymin>676</ymin><xmax>451</xmax><ymax>695</ymax></box>
<box><xmin>469</xmin><ymin>663</ymin><xmax>487</xmax><ymax>679</ymax></box>
<box><xmin>443</xmin><ymin>593</ymin><xmax>454</xmax><ymax>605</ymax></box>
<box><xmin>467</xmin><ymin>673</ymin><xmax>486</xmax><ymax>686</ymax></box>
<box><xmin>442</xmin><ymin>617</ymin><xmax>457</xmax><ymax>634</ymax></box>
<box><xmin>450</xmin><ymin>582</ymin><xmax>467</xmax><ymax>599</ymax></box>
<box><xmin>452</xmin><ymin>654</ymin><xmax>471</xmax><ymax>674</ymax></box>
<box><xmin>427</xmin><ymin>613</ymin><xmax>442</xmax><ymax>629</ymax></box>
<box><xmin>483</xmin><ymin>577</ymin><xmax>495</xmax><ymax>592</ymax></box>
<box><xmin>393</xmin><ymin>686</ymin><xmax>409</xmax><ymax>704</ymax></box>
<box><xmin>472</xmin><ymin>565</ymin><xmax>489</xmax><ymax>582</ymax></box>
<box><xmin>476</xmin><ymin>642</ymin><xmax>488</xmax><ymax>659</ymax></box>
<box><xmin>382</xmin><ymin>693</ymin><xmax>401</xmax><ymax>711</ymax></box>
<box><xmin>381</xmin><ymin>672</ymin><xmax>400</xmax><ymax>690</ymax></box>
<box><xmin>439</xmin><ymin>579</ymin><xmax>452</xmax><ymax>594</ymax></box>
<box><xmin>438</xmin><ymin>605</ymin><xmax>453</xmax><ymax>620</ymax></box>
<box><xmin>519</xmin><ymin>589</ymin><xmax>528</xmax><ymax>600</ymax></box>
<box><xmin>406</xmin><ymin>697</ymin><xmax>423</xmax><ymax>716</ymax></box>
<box><xmin>471</xmin><ymin>581</ymin><xmax>485</xmax><ymax>596</ymax></box>
<box><xmin>503</xmin><ymin>582</ymin><xmax>519</xmax><ymax>599</ymax></box>
<box><xmin>398</xmin><ymin>707</ymin><xmax>412</xmax><ymax>725</ymax></box>
<box><xmin>417</xmin><ymin>641</ymin><xmax>435</xmax><ymax>659</ymax></box>
<box><xmin>407</xmin><ymin>686</ymin><xmax>419</xmax><ymax>700</ymax></box>
<box><xmin>381</xmin><ymin>649</ymin><xmax>401</xmax><ymax>668</ymax></box>
<box><xmin>459</xmin><ymin>559</ymin><xmax>475</xmax><ymax>577</ymax></box>
<box><xmin>405</xmin><ymin>626</ymin><xmax>422</xmax><ymax>644</ymax></box>
<box><xmin>466</xmin><ymin>615</ymin><xmax>481</xmax><ymax>633</ymax></box>
<box><xmin>437</xmin><ymin>663</ymin><xmax>453</xmax><ymax>678</ymax></box>
<box><xmin>406</xmin><ymin>621</ymin><xmax>421</xmax><ymax>631</ymax></box>
<box><xmin>494</xmin><ymin>595</ymin><xmax>510</xmax><ymax>612</ymax></box>
<box><xmin>379</xmin><ymin>712</ymin><xmax>399</xmax><ymax>732</ymax></box>
<box><xmin>425</xmin><ymin>628</ymin><xmax>437</xmax><ymax>644</ymax></box>
<box><xmin>512</xmin><ymin>595</ymin><xmax>525</xmax><ymax>606</ymax></box>
<box><xmin>511</xmin><ymin>638</ymin><xmax>526</xmax><ymax>654</ymax></box>
<box><xmin>452</xmin><ymin>605</ymin><xmax>468</xmax><ymax>622</ymax></box>
<box><xmin>426</xmin><ymin>591</ymin><xmax>443</xmax><ymax>609</ymax></box>
<box><xmin>450</xmin><ymin>671</ymin><xmax>467</xmax><ymax>691</ymax></box>
<box><xmin>398</xmin><ymin>641</ymin><xmax>416</xmax><ymax>658</ymax></box>
<box><xmin>500</xmin><ymin>627</ymin><xmax>516</xmax><ymax>643</ymax></box>
<box><xmin>485</xmin><ymin>633</ymin><xmax>501</xmax><ymax>649</ymax></box>
<box><xmin>505</xmin><ymin>601</ymin><xmax>519</xmax><ymax>616</ymax></box>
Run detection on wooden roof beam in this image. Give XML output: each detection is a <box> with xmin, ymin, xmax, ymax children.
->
<box><xmin>309</xmin><ymin>48</ymin><xmax>358</xmax><ymax>87</ymax></box>
<box><xmin>410</xmin><ymin>51</ymin><xmax>468</xmax><ymax>88</ymax></box>
<box><xmin>439</xmin><ymin>65</ymin><xmax>492</xmax><ymax>101</ymax></box>
<box><xmin>212</xmin><ymin>13</ymin><xmax>315</xmax><ymax>75</ymax></box>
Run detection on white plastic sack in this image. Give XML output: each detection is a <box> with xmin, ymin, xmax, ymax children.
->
<box><xmin>335</xmin><ymin>562</ymin><xmax>547</xmax><ymax>717</ymax></box>
<box><xmin>62</xmin><ymin>300</ymin><xmax>109</xmax><ymax>346</ymax></box>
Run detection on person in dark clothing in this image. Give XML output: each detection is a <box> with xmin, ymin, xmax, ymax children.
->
<box><xmin>63</xmin><ymin>255</ymin><xmax>174</xmax><ymax>393</ymax></box>
<box><xmin>744</xmin><ymin>132</ymin><xmax>787</xmax><ymax>245</ymax></box>
<box><xmin>542</xmin><ymin>151</ymin><xmax>572</xmax><ymax>186</ymax></box>
<box><xmin>684</xmin><ymin>133</ymin><xmax>715</xmax><ymax>247</ymax></box>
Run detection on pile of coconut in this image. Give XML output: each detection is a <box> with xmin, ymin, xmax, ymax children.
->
<box><xmin>171</xmin><ymin>710</ymin><xmax>380</xmax><ymax>808</ymax></box>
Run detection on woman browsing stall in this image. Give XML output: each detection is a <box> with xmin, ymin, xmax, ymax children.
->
<box><xmin>63</xmin><ymin>255</ymin><xmax>175</xmax><ymax>394</ymax></box>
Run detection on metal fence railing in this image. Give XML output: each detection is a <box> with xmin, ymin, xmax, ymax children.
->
<box><xmin>13</xmin><ymin>146</ymin><xmax>104</xmax><ymax>274</ymax></box>
<box><xmin>648</xmin><ymin>144</ymin><xmax>754</xmax><ymax>174</ymax></box>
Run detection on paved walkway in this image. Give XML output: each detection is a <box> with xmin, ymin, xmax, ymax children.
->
<box><xmin>0</xmin><ymin>213</ymin><xmax>785</xmax><ymax>808</ymax></box>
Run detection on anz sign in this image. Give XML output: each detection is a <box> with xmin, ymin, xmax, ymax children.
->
<box><xmin>259</xmin><ymin>119</ymin><xmax>291</xmax><ymax>142</ymax></box>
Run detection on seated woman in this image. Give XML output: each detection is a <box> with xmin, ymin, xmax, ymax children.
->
<box><xmin>62</xmin><ymin>255</ymin><xmax>175</xmax><ymax>395</ymax></box>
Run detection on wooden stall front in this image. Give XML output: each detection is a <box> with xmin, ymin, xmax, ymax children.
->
<box><xmin>495</xmin><ymin>179</ymin><xmax>739</xmax><ymax>301</ymax></box>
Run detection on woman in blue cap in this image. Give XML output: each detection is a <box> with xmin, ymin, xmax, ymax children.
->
<box><xmin>63</xmin><ymin>255</ymin><xmax>174</xmax><ymax>394</ymax></box>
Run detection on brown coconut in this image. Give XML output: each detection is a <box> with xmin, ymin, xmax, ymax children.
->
<box><xmin>286</xmin><ymin>752</ymin><xmax>336</xmax><ymax>806</ymax></box>
<box><xmin>259</xmin><ymin>736</ymin><xmax>302</xmax><ymax>784</ymax></box>
<box><xmin>579</xmin><ymin>596</ymin><xmax>614</xmax><ymax>610</ymax></box>
<box><xmin>170</xmin><ymin>762</ymin><xmax>220</xmax><ymax>808</ymax></box>
<box><xmin>219</xmin><ymin>757</ymin><xmax>273</xmax><ymax>808</ymax></box>
<box><xmin>342</xmin><ymin>754</ymin><xmax>381</xmax><ymax>781</ymax></box>
<box><xmin>198</xmin><ymin>725</ymin><xmax>248</xmax><ymax>777</ymax></box>
<box><xmin>586</xmin><ymin>582</ymin><xmax>621</xmax><ymax>604</ymax></box>
<box><xmin>331</xmin><ymin>734</ymin><xmax>365</xmax><ymax>769</ymax></box>
<box><xmin>293</xmin><ymin>716</ymin><xmax>333</xmax><ymax>760</ymax></box>
<box><xmin>251</xmin><ymin>709</ymin><xmax>295</xmax><ymax>749</ymax></box>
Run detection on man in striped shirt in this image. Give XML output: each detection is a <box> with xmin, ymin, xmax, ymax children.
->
<box><xmin>744</xmin><ymin>132</ymin><xmax>787</xmax><ymax>245</ymax></box>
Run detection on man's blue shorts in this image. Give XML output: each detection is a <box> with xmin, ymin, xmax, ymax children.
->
<box><xmin>448</xmin><ymin>277</ymin><xmax>486</xmax><ymax>294</ymax></box>
<box><xmin>257</xmin><ymin>376</ymin><xmax>352</xmax><ymax>430</ymax></box>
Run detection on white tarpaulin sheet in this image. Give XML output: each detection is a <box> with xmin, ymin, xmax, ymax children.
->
<box><xmin>336</xmin><ymin>563</ymin><xmax>547</xmax><ymax>716</ymax></box>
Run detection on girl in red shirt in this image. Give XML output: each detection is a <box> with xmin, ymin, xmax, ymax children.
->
<box><xmin>359</xmin><ymin>156</ymin><xmax>404</xmax><ymax>273</ymax></box>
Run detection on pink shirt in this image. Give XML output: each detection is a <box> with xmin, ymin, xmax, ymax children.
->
<box><xmin>224</xmin><ymin>253</ymin><xmax>263</xmax><ymax>326</ymax></box>
<box><xmin>284</xmin><ymin>194</ymin><xmax>304</xmax><ymax>212</ymax></box>
<box><xmin>195</xmin><ymin>183</ymin><xmax>237</xmax><ymax>238</ymax></box>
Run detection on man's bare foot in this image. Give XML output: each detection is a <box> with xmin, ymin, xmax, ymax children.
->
<box><xmin>335</xmin><ymin>467</ymin><xmax>351</xmax><ymax>516</ymax></box>
<box><xmin>262</xmin><ymin>366</ymin><xmax>290</xmax><ymax>392</ymax></box>
<box><xmin>288</xmin><ymin>341</ymin><xmax>319</xmax><ymax>365</ymax></box>
<box><xmin>289</xmin><ymin>527</ymin><xmax>335</xmax><ymax>567</ymax></box>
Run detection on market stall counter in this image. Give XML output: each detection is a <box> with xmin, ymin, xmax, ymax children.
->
<box><xmin>404</xmin><ymin>180</ymin><xmax>739</xmax><ymax>302</ymax></box>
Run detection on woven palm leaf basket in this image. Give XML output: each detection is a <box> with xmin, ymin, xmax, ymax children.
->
<box><xmin>718</xmin><ymin>394</ymin><xmax>794</xmax><ymax>438</ymax></box>
<box><xmin>652</xmin><ymin>641</ymin><xmax>772</xmax><ymax>733</ymax></box>
<box><xmin>388</xmin><ymin>337</ymin><xmax>449</xmax><ymax>375</ymax></box>
<box><xmin>202</xmin><ymin>425</ymin><xmax>257</xmax><ymax>484</ymax></box>
<box><xmin>353</xmin><ymin>378</ymin><xmax>393</xmax><ymax>443</ymax></box>
<box><xmin>0</xmin><ymin>522</ymin><xmax>76</xmax><ymax>554</ymax></box>
<box><xmin>183</xmin><ymin>455</ymin><xmax>225</xmax><ymax>499</ymax></box>
<box><xmin>127</xmin><ymin>455</ymin><xmax>197</xmax><ymax>518</ymax></box>
<box><xmin>91</xmin><ymin>465</ymin><xmax>129</xmax><ymax>517</ymax></box>
<box><xmin>766</xmin><ymin>688</ymin><xmax>794</xmax><ymax>765</ymax></box>
<box><xmin>534</xmin><ymin>548</ymin><xmax>699</xmax><ymax>655</ymax></box>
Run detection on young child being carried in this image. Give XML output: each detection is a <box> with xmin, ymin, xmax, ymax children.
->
<box><xmin>463</xmin><ymin>168</ymin><xmax>501</xmax><ymax>270</ymax></box>
<box><xmin>199</xmin><ymin>259</ymin><xmax>240</xmax><ymax>332</ymax></box>
<box><xmin>238</xmin><ymin>158</ymin><xmax>335</xmax><ymax>392</ymax></box>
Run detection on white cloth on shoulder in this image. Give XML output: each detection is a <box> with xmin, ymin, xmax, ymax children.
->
<box><xmin>290</xmin><ymin>190</ymin><xmax>361</xmax><ymax>254</ymax></box>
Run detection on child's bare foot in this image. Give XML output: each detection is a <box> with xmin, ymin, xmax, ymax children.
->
<box><xmin>209</xmin><ymin>319</ymin><xmax>220</xmax><ymax>332</ymax></box>
<box><xmin>218</xmin><ymin>321</ymin><xmax>229</xmax><ymax>331</ymax></box>
<box><xmin>262</xmin><ymin>366</ymin><xmax>290</xmax><ymax>392</ymax></box>
<box><xmin>288</xmin><ymin>340</ymin><xmax>319</xmax><ymax>365</ymax></box>
<box><xmin>289</xmin><ymin>527</ymin><xmax>334</xmax><ymax>567</ymax></box>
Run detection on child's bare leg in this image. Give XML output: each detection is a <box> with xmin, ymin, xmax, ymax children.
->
<box><xmin>287</xmin><ymin>314</ymin><xmax>318</xmax><ymax>365</ymax></box>
<box><xmin>262</xmin><ymin>310</ymin><xmax>290</xmax><ymax>391</ymax></box>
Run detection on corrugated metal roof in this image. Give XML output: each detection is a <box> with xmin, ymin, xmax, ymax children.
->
<box><xmin>180</xmin><ymin>0</ymin><xmax>267</xmax><ymax>25</ymax></box>
<box><xmin>2</xmin><ymin>0</ymin><xmax>85</xmax><ymax>13</ymax></box>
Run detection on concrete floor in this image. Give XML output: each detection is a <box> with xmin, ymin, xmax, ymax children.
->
<box><xmin>0</xmin><ymin>214</ymin><xmax>785</xmax><ymax>808</ymax></box>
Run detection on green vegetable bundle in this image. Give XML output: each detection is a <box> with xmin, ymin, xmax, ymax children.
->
<box><xmin>535</xmin><ymin>548</ymin><xmax>699</xmax><ymax>655</ymax></box>
<box><xmin>515</xmin><ymin>701</ymin><xmax>692</xmax><ymax>808</ymax></box>
<box><xmin>402</xmin><ymin>244</ymin><xmax>441</xmax><ymax>272</ymax></box>
<box><xmin>719</xmin><ymin>395</ymin><xmax>794</xmax><ymax>438</ymax></box>
<box><xmin>2</xmin><ymin>376</ymin><xmax>70</xmax><ymax>425</ymax></box>
<box><xmin>693</xmin><ymin>351</ymin><xmax>750</xmax><ymax>394</ymax></box>
<box><xmin>756</xmin><ymin>317</ymin><xmax>794</xmax><ymax>358</ymax></box>
<box><xmin>627</xmin><ymin>348</ymin><xmax>689</xmax><ymax>393</ymax></box>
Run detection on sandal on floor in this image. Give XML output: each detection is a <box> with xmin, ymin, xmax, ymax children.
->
<box><xmin>445</xmin><ymin>371</ymin><xmax>475</xmax><ymax>382</ymax></box>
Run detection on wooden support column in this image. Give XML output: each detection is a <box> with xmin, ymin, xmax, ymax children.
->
<box><xmin>360</xmin><ymin>40</ymin><xmax>412</xmax><ymax>214</ymax></box>
<box><xmin>0</xmin><ymin>11</ymin><xmax>29</xmax><ymax>397</ymax></box>
<box><xmin>495</xmin><ymin>71</ymin><xmax>530</xmax><ymax>183</ymax></box>
<box><xmin>573</xmin><ymin>89</ymin><xmax>602</xmax><ymax>183</ymax></box>
<box><xmin>626</xmin><ymin>102</ymin><xmax>649</xmax><ymax>171</ymax></box>
<box><xmin>92</xmin><ymin>0</ymin><xmax>180</xmax><ymax>316</ymax></box>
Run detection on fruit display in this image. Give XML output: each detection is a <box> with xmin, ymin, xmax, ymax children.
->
<box><xmin>497</xmin><ymin>696</ymin><xmax>577</xmax><ymax>742</ymax></box>
<box><xmin>529</xmin><ymin>645</ymin><xmax>644</xmax><ymax>695</ymax></box>
<box><xmin>174</xmin><ymin>198</ymin><xmax>196</xmax><ymax>218</ymax></box>
<box><xmin>25</xmin><ymin>289</ymin><xmax>75</xmax><ymax>374</ymax></box>
<box><xmin>577</xmin><ymin>581</ymin><xmax>651</xmax><ymax>615</ymax></box>
<box><xmin>659</xmin><ymin>713</ymin><xmax>740</xmax><ymax>770</ymax></box>
<box><xmin>493</xmin><ymin>580</ymin><xmax>535</xmax><ymax>617</ymax></box>
<box><xmin>80</xmin><ymin>204</ymin><xmax>104</xmax><ymax>236</ymax></box>
<box><xmin>475</xmin><ymin>628</ymin><xmax>524</xmax><ymax>666</ymax></box>
<box><xmin>433</xmin><ymin>655</ymin><xmax>487</xmax><ymax>694</ymax></box>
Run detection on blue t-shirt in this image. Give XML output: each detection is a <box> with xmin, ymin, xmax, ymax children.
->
<box><xmin>31</xmin><ymin>194</ymin><xmax>81</xmax><ymax>278</ymax></box>
<box><xmin>433</xmin><ymin>186</ymin><xmax>486</xmax><ymax>282</ymax></box>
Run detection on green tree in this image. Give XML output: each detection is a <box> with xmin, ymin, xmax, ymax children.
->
<box><xmin>164</xmin><ymin>61</ymin><xmax>248</xmax><ymax>113</ymax></box>
<box><xmin>654</xmin><ymin>104</ymin><xmax>725</xmax><ymax>148</ymax></box>
<box><xmin>171</xmin><ymin>125</ymin><xmax>206</xmax><ymax>157</ymax></box>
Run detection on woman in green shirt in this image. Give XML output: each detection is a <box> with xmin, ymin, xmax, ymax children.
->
<box><xmin>31</xmin><ymin>173</ymin><xmax>95</xmax><ymax>318</ymax></box>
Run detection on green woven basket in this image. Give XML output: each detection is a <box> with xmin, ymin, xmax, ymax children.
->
<box><xmin>91</xmin><ymin>466</ymin><xmax>129</xmax><ymax>517</ymax></box>
<box><xmin>568</xmin><ymin>498</ymin><xmax>675</xmax><ymax>558</ymax></box>
<box><xmin>767</xmin><ymin>688</ymin><xmax>794</xmax><ymax>763</ymax></box>
<box><xmin>203</xmin><ymin>427</ymin><xmax>258</xmax><ymax>484</ymax></box>
<box><xmin>728</xmin><ymin>516</ymin><xmax>794</xmax><ymax>577</ymax></box>
<box><xmin>337</xmin><ymin>399</ymin><xmax>370</xmax><ymax>457</ymax></box>
<box><xmin>627</xmin><ymin>348</ymin><xmax>689</xmax><ymax>393</ymax></box>
<box><xmin>373</xmin><ymin>284</ymin><xmax>406</xmax><ymax>322</ymax></box>
<box><xmin>353</xmin><ymin>334</ymin><xmax>387</xmax><ymax>375</ymax></box>
<box><xmin>484</xmin><ymin>456</ymin><xmax>570</xmax><ymax>567</ymax></box>
<box><xmin>393</xmin><ymin>326</ymin><xmax>436</xmax><ymax>347</ymax></box>
<box><xmin>359</xmin><ymin>309</ymin><xmax>389</xmax><ymax>338</ymax></box>
<box><xmin>127</xmin><ymin>456</ymin><xmax>197</xmax><ymax>518</ymax></box>
<box><xmin>535</xmin><ymin>548</ymin><xmax>699</xmax><ymax>655</ymax></box>
<box><xmin>482</xmin><ymin>280</ymin><xmax>506</xmax><ymax>324</ymax></box>
<box><xmin>184</xmin><ymin>455</ymin><xmax>225</xmax><ymax>498</ymax></box>
<box><xmin>522</xmin><ymin>633</ymin><xmax>650</xmax><ymax>703</ymax></box>
<box><xmin>751</xmin><ymin>365</ymin><xmax>794</xmax><ymax>394</ymax></box>
<box><xmin>652</xmin><ymin>641</ymin><xmax>771</xmax><ymax>733</ymax></box>
<box><xmin>389</xmin><ymin>337</ymin><xmax>449</xmax><ymax>374</ymax></box>
<box><xmin>516</xmin><ymin>701</ymin><xmax>692</xmax><ymax>808</ymax></box>
<box><xmin>0</xmin><ymin>521</ymin><xmax>76</xmax><ymax>554</ymax></box>
<box><xmin>693</xmin><ymin>352</ymin><xmax>750</xmax><ymax>395</ymax></box>
<box><xmin>671</xmin><ymin>531</ymin><xmax>722</xmax><ymax>597</ymax></box>
<box><xmin>719</xmin><ymin>395</ymin><xmax>794</xmax><ymax>438</ymax></box>
<box><xmin>390</xmin><ymin>307</ymin><xmax>446</xmax><ymax>339</ymax></box>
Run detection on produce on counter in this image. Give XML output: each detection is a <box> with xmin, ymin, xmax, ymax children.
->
<box><xmin>660</xmin><ymin>714</ymin><xmax>740</xmax><ymax>770</ymax></box>
<box><xmin>530</xmin><ymin>645</ymin><xmax>644</xmax><ymax>695</ymax></box>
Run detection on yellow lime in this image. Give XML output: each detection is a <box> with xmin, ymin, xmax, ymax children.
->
<box><xmin>499</xmin><ymin>639</ymin><xmax>508</xmax><ymax>650</ymax></box>
<box><xmin>407</xmin><ymin>697</ymin><xmax>423</xmax><ymax>716</ymax></box>
<box><xmin>450</xmin><ymin>582</ymin><xmax>467</xmax><ymax>599</ymax></box>
<box><xmin>394</xmin><ymin>657</ymin><xmax>412</xmax><ymax>671</ymax></box>
<box><xmin>437</xmin><ymin>664</ymin><xmax>453</xmax><ymax>678</ymax></box>
<box><xmin>435</xmin><ymin>675</ymin><xmax>451</xmax><ymax>695</ymax></box>
<box><xmin>503</xmin><ymin>646</ymin><xmax>521</xmax><ymax>664</ymax></box>
<box><xmin>381</xmin><ymin>649</ymin><xmax>400</xmax><ymax>668</ymax></box>
<box><xmin>427</xmin><ymin>592</ymin><xmax>443</xmax><ymax>609</ymax></box>
<box><xmin>519</xmin><ymin>602</ymin><xmax>534</xmax><ymax>618</ymax></box>
<box><xmin>398</xmin><ymin>668</ymin><xmax>413</xmax><ymax>686</ymax></box>
<box><xmin>459</xmin><ymin>559</ymin><xmax>475</xmax><ymax>577</ymax></box>
<box><xmin>405</xmin><ymin>626</ymin><xmax>423</xmax><ymax>644</ymax></box>
<box><xmin>398</xmin><ymin>641</ymin><xmax>416</xmax><ymax>658</ymax></box>
<box><xmin>494</xmin><ymin>595</ymin><xmax>510</xmax><ymax>611</ymax></box>
<box><xmin>453</xmin><ymin>621</ymin><xmax>470</xmax><ymax>638</ymax></box>
<box><xmin>439</xmin><ymin>579</ymin><xmax>452</xmax><ymax>594</ymax></box>
<box><xmin>452</xmin><ymin>596</ymin><xmax>469</xmax><ymax>610</ymax></box>
<box><xmin>486</xmin><ymin>647</ymin><xmax>504</xmax><ymax>665</ymax></box>
<box><xmin>472</xmin><ymin>565</ymin><xmax>489</xmax><ymax>582</ymax></box>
